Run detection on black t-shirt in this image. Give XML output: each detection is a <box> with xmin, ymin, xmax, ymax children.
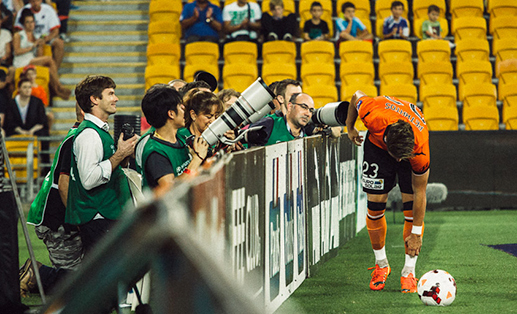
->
<box><xmin>144</xmin><ymin>136</ymin><xmax>185</xmax><ymax>188</ymax></box>
<box><xmin>303</xmin><ymin>19</ymin><xmax>329</xmax><ymax>39</ymax></box>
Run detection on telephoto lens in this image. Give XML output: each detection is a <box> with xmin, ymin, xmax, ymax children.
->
<box><xmin>311</xmin><ymin>101</ymin><xmax>349</xmax><ymax>127</ymax></box>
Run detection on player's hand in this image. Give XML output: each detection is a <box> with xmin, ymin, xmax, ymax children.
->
<box><xmin>347</xmin><ymin>127</ymin><xmax>363</xmax><ymax>146</ymax></box>
<box><xmin>405</xmin><ymin>233</ymin><xmax>422</xmax><ymax>257</ymax></box>
<box><xmin>192</xmin><ymin>136</ymin><xmax>209</xmax><ymax>160</ymax></box>
<box><xmin>116</xmin><ymin>133</ymin><xmax>138</xmax><ymax>158</ymax></box>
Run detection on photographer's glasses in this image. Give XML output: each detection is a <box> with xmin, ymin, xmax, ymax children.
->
<box><xmin>292</xmin><ymin>102</ymin><xmax>315</xmax><ymax>114</ymax></box>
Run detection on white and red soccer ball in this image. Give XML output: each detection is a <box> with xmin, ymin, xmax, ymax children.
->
<box><xmin>417</xmin><ymin>269</ymin><xmax>457</xmax><ymax>306</ymax></box>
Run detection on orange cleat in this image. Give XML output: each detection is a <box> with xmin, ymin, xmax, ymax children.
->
<box><xmin>368</xmin><ymin>264</ymin><xmax>391</xmax><ymax>290</ymax></box>
<box><xmin>401</xmin><ymin>273</ymin><xmax>418</xmax><ymax>293</ymax></box>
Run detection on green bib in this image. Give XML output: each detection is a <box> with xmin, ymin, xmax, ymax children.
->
<box><xmin>65</xmin><ymin>120</ymin><xmax>131</xmax><ymax>225</ymax></box>
<box><xmin>265</xmin><ymin>114</ymin><xmax>297</xmax><ymax>146</ymax></box>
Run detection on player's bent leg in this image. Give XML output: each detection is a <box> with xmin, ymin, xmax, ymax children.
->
<box><xmin>366</xmin><ymin>196</ymin><xmax>391</xmax><ymax>291</ymax></box>
<box><xmin>400</xmin><ymin>198</ymin><xmax>423</xmax><ymax>293</ymax></box>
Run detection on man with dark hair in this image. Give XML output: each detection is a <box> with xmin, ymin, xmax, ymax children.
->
<box><xmin>178</xmin><ymin>80</ymin><xmax>211</xmax><ymax>97</ymax></box>
<box><xmin>275</xmin><ymin>79</ymin><xmax>302</xmax><ymax>115</ymax></box>
<box><xmin>346</xmin><ymin>90</ymin><xmax>430</xmax><ymax>294</ymax></box>
<box><xmin>247</xmin><ymin>92</ymin><xmax>315</xmax><ymax>146</ymax></box>
<box><xmin>65</xmin><ymin>75</ymin><xmax>138</xmax><ymax>254</ymax></box>
<box><xmin>135</xmin><ymin>84</ymin><xmax>208</xmax><ymax>192</ymax></box>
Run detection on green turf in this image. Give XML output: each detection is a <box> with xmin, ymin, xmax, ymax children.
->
<box><xmin>279</xmin><ymin>210</ymin><xmax>517</xmax><ymax>314</ymax></box>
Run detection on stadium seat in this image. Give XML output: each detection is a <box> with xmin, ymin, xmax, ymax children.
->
<box><xmin>378</xmin><ymin>40</ymin><xmax>412</xmax><ymax>64</ymax></box>
<box><xmin>300</xmin><ymin>41</ymin><xmax>335</xmax><ymax>64</ymax></box>
<box><xmin>491</xmin><ymin>16</ymin><xmax>517</xmax><ymax>41</ymax></box>
<box><xmin>488</xmin><ymin>0</ymin><xmax>517</xmax><ymax>34</ymax></box>
<box><xmin>457</xmin><ymin>60</ymin><xmax>493</xmax><ymax>100</ymax></box>
<box><xmin>380</xmin><ymin>84</ymin><xmax>417</xmax><ymax>104</ymax></box>
<box><xmin>262</xmin><ymin>0</ymin><xmax>295</xmax><ymax>15</ymax></box>
<box><xmin>340</xmin><ymin>62</ymin><xmax>375</xmax><ymax>86</ymax></box>
<box><xmin>303</xmin><ymin>84</ymin><xmax>338</xmax><ymax>109</ymax></box>
<box><xmin>451</xmin><ymin>17</ymin><xmax>487</xmax><ymax>41</ymax></box>
<box><xmin>261</xmin><ymin>63</ymin><xmax>297</xmax><ymax>85</ymax></box>
<box><xmin>341</xmin><ymin>84</ymin><xmax>377</xmax><ymax>102</ymax></box>
<box><xmin>339</xmin><ymin>40</ymin><xmax>373</xmax><ymax>63</ymax></box>
<box><xmin>462</xmin><ymin>83</ymin><xmax>497</xmax><ymax>109</ymax></box>
<box><xmin>184</xmin><ymin>42</ymin><xmax>219</xmax><ymax>66</ymax></box>
<box><xmin>413</xmin><ymin>0</ymin><xmax>446</xmax><ymax>20</ymax></box>
<box><xmin>145</xmin><ymin>64</ymin><xmax>180</xmax><ymax>90</ymax></box>
<box><xmin>413</xmin><ymin>17</ymin><xmax>449</xmax><ymax>39</ymax></box>
<box><xmin>301</xmin><ymin>62</ymin><xmax>336</xmax><ymax>87</ymax></box>
<box><xmin>417</xmin><ymin>39</ymin><xmax>451</xmax><ymax>63</ymax></box>
<box><xmin>493</xmin><ymin>39</ymin><xmax>517</xmax><ymax>70</ymax></box>
<box><xmin>4</xmin><ymin>135</ymin><xmax>39</xmax><ymax>183</ymax></box>
<box><xmin>183</xmin><ymin>63</ymin><xmax>219</xmax><ymax>84</ymax></box>
<box><xmin>420</xmin><ymin>84</ymin><xmax>457</xmax><ymax>110</ymax></box>
<box><xmin>500</xmin><ymin>83</ymin><xmax>517</xmax><ymax>129</ymax></box>
<box><xmin>262</xmin><ymin>40</ymin><xmax>296</xmax><ymax>64</ymax></box>
<box><xmin>336</xmin><ymin>0</ymin><xmax>370</xmax><ymax>20</ymax></box>
<box><xmin>223</xmin><ymin>41</ymin><xmax>258</xmax><ymax>65</ymax></box>
<box><xmin>454</xmin><ymin>39</ymin><xmax>490</xmax><ymax>65</ymax></box>
<box><xmin>146</xmin><ymin>43</ymin><xmax>181</xmax><ymax>66</ymax></box>
<box><xmin>299</xmin><ymin>0</ymin><xmax>333</xmax><ymax>37</ymax></box>
<box><xmin>148</xmin><ymin>21</ymin><xmax>179</xmax><ymax>44</ymax></box>
<box><xmin>14</xmin><ymin>66</ymin><xmax>49</xmax><ymax>93</ymax></box>
<box><xmin>463</xmin><ymin>105</ymin><xmax>500</xmax><ymax>130</ymax></box>
<box><xmin>222</xmin><ymin>63</ymin><xmax>258</xmax><ymax>92</ymax></box>
<box><xmin>496</xmin><ymin>59</ymin><xmax>517</xmax><ymax>88</ymax></box>
<box><xmin>423</xmin><ymin>105</ymin><xmax>459</xmax><ymax>131</ymax></box>
<box><xmin>379</xmin><ymin>61</ymin><xmax>414</xmax><ymax>86</ymax></box>
<box><xmin>418</xmin><ymin>61</ymin><xmax>454</xmax><ymax>90</ymax></box>
<box><xmin>450</xmin><ymin>0</ymin><xmax>484</xmax><ymax>19</ymax></box>
<box><xmin>149</xmin><ymin>0</ymin><xmax>182</xmax><ymax>23</ymax></box>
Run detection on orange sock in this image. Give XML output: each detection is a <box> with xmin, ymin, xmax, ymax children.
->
<box><xmin>367</xmin><ymin>209</ymin><xmax>387</xmax><ymax>250</ymax></box>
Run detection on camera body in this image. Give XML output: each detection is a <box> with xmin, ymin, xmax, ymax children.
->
<box><xmin>121</xmin><ymin>123</ymin><xmax>135</xmax><ymax>140</ymax></box>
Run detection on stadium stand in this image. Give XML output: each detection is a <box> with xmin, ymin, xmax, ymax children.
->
<box><xmin>379</xmin><ymin>61</ymin><xmax>414</xmax><ymax>86</ymax></box>
<box><xmin>450</xmin><ymin>0</ymin><xmax>484</xmax><ymax>20</ymax></box>
<box><xmin>300</xmin><ymin>41</ymin><xmax>335</xmax><ymax>64</ymax></box>
<box><xmin>184</xmin><ymin>42</ymin><xmax>220</xmax><ymax>65</ymax></box>
<box><xmin>301</xmin><ymin>62</ymin><xmax>336</xmax><ymax>87</ymax></box>
<box><xmin>417</xmin><ymin>39</ymin><xmax>451</xmax><ymax>63</ymax></box>
<box><xmin>380</xmin><ymin>83</ymin><xmax>418</xmax><ymax>104</ymax></box>
<box><xmin>452</xmin><ymin>17</ymin><xmax>487</xmax><ymax>41</ymax></box>
<box><xmin>493</xmin><ymin>38</ymin><xmax>517</xmax><ymax>70</ymax></box>
<box><xmin>500</xmin><ymin>83</ymin><xmax>517</xmax><ymax>129</ymax></box>
<box><xmin>145</xmin><ymin>65</ymin><xmax>180</xmax><ymax>90</ymax></box>
<box><xmin>463</xmin><ymin>105</ymin><xmax>500</xmax><ymax>130</ymax></box>
<box><xmin>303</xmin><ymin>84</ymin><xmax>338</xmax><ymax>109</ymax></box>
<box><xmin>262</xmin><ymin>40</ymin><xmax>296</xmax><ymax>64</ymax></box>
<box><xmin>377</xmin><ymin>39</ymin><xmax>412</xmax><ymax>64</ymax></box>
<box><xmin>262</xmin><ymin>62</ymin><xmax>297</xmax><ymax>85</ymax></box>
<box><xmin>146</xmin><ymin>43</ymin><xmax>181</xmax><ymax>66</ymax></box>
<box><xmin>222</xmin><ymin>63</ymin><xmax>258</xmax><ymax>92</ymax></box>
<box><xmin>339</xmin><ymin>40</ymin><xmax>373</xmax><ymax>63</ymax></box>
<box><xmin>148</xmin><ymin>21</ymin><xmax>180</xmax><ymax>44</ymax></box>
<box><xmin>457</xmin><ymin>60</ymin><xmax>493</xmax><ymax>100</ymax></box>
<box><xmin>223</xmin><ymin>41</ymin><xmax>258</xmax><ymax>65</ymax></box>
<box><xmin>418</xmin><ymin>61</ymin><xmax>454</xmax><ymax>94</ymax></box>
<box><xmin>339</xmin><ymin>62</ymin><xmax>375</xmax><ymax>86</ymax></box>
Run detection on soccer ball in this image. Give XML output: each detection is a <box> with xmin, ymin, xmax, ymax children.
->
<box><xmin>417</xmin><ymin>269</ymin><xmax>457</xmax><ymax>306</ymax></box>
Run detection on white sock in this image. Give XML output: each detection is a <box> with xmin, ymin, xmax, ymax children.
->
<box><xmin>373</xmin><ymin>247</ymin><xmax>388</xmax><ymax>267</ymax></box>
<box><xmin>401</xmin><ymin>254</ymin><xmax>418</xmax><ymax>276</ymax></box>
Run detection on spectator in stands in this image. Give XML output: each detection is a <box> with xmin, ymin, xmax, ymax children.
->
<box><xmin>180</xmin><ymin>0</ymin><xmax>223</xmax><ymax>44</ymax></box>
<box><xmin>261</xmin><ymin>0</ymin><xmax>297</xmax><ymax>41</ymax></box>
<box><xmin>0</xmin><ymin>26</ymin><xmax>12</xmax><ymax>64</ymax></box>
<box><xmin>51</xmin><ymin>0</ymin><xmax>72</xmax><ymax>43</ymax></box>
<box><xmin>336</xmin><ymin>2</ymin><xmax>372</xmax><ymax>42</ymax></box>
<box><xmin>19</xmin><ymin>104</ymin><xmax>84</xmax><ymax>297</ymax></box>
<box><xmin>22</xmin><ymin>64</ymin><xmax>47</xmax><ymax>106</ymax></box>
<box><xmin>247</xmin><ymin>92</ymin><xmax>315</xmax><ymax>146</ymax></box>
<box><xmin>65</xmin><ymin>75</ymin><xmax>138</xmax><ymax>254</ymax></box>
<box><xmin>303</xmin><ymin>1</ymin><xmax>329</xmax><ymax>41</ymax></box>
<box><xmin>137</xmin><ymin>84</ymin><xmax>208</xmax><ymax>192</ymax></box>
<box><xmin>222</xmin><ymin>0</ymin><xmax>261</xmax><ymax>42</ymax></box>
<box><xmin>217</xmin><ymin>88</ymin><xmax>240</xmax><ymax>109</ymax></box>
<box><xmin>275</xmin><ymin>79</ymin><xmax>302</xmax><ymax>115</ymax></box>
<box><xmin>13</xmin><ymin>9</ymin><xmax>71</xmax><ymax>100</ymax></box>
<box><xmin>168</xmin><ymin>78</ymin><xmax>187</xmax><ymax>91</ymax></box>
<box><xmin>422</xmin><ymin>5</ymin><xmax>442</xmax><ymax>40</ymax></box>
<box><xmin>1</xmin><ymin>2</ymin><xmax>15</xmax><ymax>32</ymax></box>
<box><xmin>15</xmin><ymin>0</ymin><xmax>65</xmax><ymax>69</ymax></box>
<box><xmin>382</xmin><ymin>1</ymin><xmax>409</xmax><ymax>40</ymax></box>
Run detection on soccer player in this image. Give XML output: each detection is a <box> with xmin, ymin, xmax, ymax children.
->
<box><xmin>345</xmin><ymin>90</ymin><xmax>430</xmax><ymax>293</ymax></box>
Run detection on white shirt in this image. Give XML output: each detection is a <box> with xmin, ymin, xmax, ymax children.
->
<box><xmin>222</xmin><ymin>1</ymin><xmax>261</xmax><ymax>39</ymax></box>
<box><xmin>14</xmin><ymin>3</ymin><xmax>61</xmax><ymax>39</ymax></box>
<box><xmin>14</xmin><ymin>95</ymin><xmax>29</xmax><ymax>124</ymax></box>
<box><xmin>0</xmin><ymin>28</ymin><xmax>12</xmax><ymax>59</ymax></box>
<box><xmin>73</xmin><ymin>113</ymin><xmax>113</xmax><ymax>191</ymax></box>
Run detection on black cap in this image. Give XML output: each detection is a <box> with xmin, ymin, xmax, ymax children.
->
<box><xmin>194</xmin><ymin>71</ymin><xmax>218</xmax><ymax>92</ymax></box>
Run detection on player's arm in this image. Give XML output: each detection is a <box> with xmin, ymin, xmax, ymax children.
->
<box><xmin>345</xmin><ymin>90</ymin><xmax>367</xmax><ymax>146</ymax></box>
<box><xmin>405</xmin><ymin>169</ymin><xmax>429</xmax><ymax>257</ymax></box>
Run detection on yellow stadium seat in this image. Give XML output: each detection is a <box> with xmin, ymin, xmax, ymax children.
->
<box><xmin>301</xmin><ymin>63</ymin><xmax>335</xmax><ymax>87</ymax></box>
<box><xmin>457</xmin><ymin>60</ymin><xmax>493</xmax><ymax>100</ymax></box>
<box><xmin>375</xmin><ymin>0</ymin><xmax>408</xmax><ymax>21</ymax></box>
<box><xmin>149</xmin><ymin>0</ymin><xmax>182</xmax><ymax>23</ymax></box>
<box><xmin>184</xmin><ymin>42</ymin><xmax>219</xmax><ymax>66</ymax></box>
<box><xmin>452</xmin><ymin>17</ymin><xmax>487</xmax><ymax>41</ymax></box>
<box><xmin>299</xmin><ymin>0</ymin><xmax>333</xmax><ymax>37</ymax></box>
<box><xmin>183</xmin><ymin>63</ymin><xmax>219</xmax><ymax>84</ymax></box>
<box><xmin>418</xmin><ymin>61</ymin><xmax>453</xmax><ymax>89</ymax></box>
<box><xmin>462</xmin><ymin>83</ymin><xmax>497</xmax><ymax>109</ymax></box>
<box><xmin>146</xmin><ymin>43</ymin><xmax>180</xmax><ymax>66</ymax></box>
<box><xmin>339</xmin><ymin>40</ymin><xmax>373</xmax><ymax>63</ymax></box>
<box><xmin>500</xmin><ymin>83</ymin><xmax>517</xmax><ymax>129</ymax></box>
<box><xmin>262</xmin><ymin>0</ymin><xmax>295</xmax><ymax>15</ymax></box>
<box><xmin>145</xmin><ymin>65</ymin><xmax>180</xmax><ymax>90</ymax></box>
<box><xmin>378</xmin><ymin>40</ymin><xmax>412</xmax><ymax>64</ymax></box>
<box><xmin>339</xmin><ymin>62</ymin><xmax>374</xmax><ymax>86</ymax></box>
<box><xmin>380</xmin><ymin>84</ymin><xmax>418</xmax><ymax>104</ymax></box>
<box><xmin>497</xmin><ymin>59</ymin><xmax>517</xmax><ymax>89</ymax></box>
<box><xmin>222</xmin><ymin>63</ymin><xmax>258</xmax><ymax>92</ymax></box>
<box><xmin>413</xmin><ymin>17</ymin><xmax>449</xmax><ymax>39</ymax></box>
<box><xmin>301</xmin><ymin>41</ymin><xmax>335</xmax><ymax>64</ymax></box>
<box><xmin>450</xmin><ymin>0</ymin><xmax>484</xmax><ymax>19</ymax></box>
<box><xmin>463</xmin><ymin>105</ymin><xmax>500</xmax><ymax>130</ymax></box>
<box><xmin>420</xmin><ymin>84</ymin><xmax>457</xmax><ymax>109</ymax></box>
<box><xmin>413</xmin><ymin>0</ymin><xmax>446</xmax><ymax>20</ymax></box>
<box><xmin>491</xmin><ymin>16</ymin><xmax>517</xmax><ymax>41</ymax></box>
<box><xmin>4</xmin><ymin>136</ymin><xmax>39</xmax><ymax>183</ymax></box>
<box><xmin>379</xmin><ymin>61</ymin><xmax>414</xmax><ymax>86</ymax></box>
<box><xmin>223</xmin><ymin>41</ymin><xmax>258</xmax><ymax>64</ymax></box>
<box><xmin>14</xmin><ymin>66</ymin><xmax>49</xmax><ymax>90</ymax></box>
<box><xmin>336</xmin><ymin>0</ymin><xmax>370</xmax><ymax>20</ymax></box>
<box><xmin>417</xmin><ymin>39</ymin><xmax>451</xmax><ymax>63</ymax></box>
<box><xmin>341</xmin><ymin>84</ymin><xmax>377</xmax><ymax>102</ymax></box>
<box><xmin>148</xmin><ymin>21</ymin><xmax>179</xmax><ymax>44</ymax></box>
<box><xmin>262</xmin><ymin>40</ymin><xmax>296</xmax><ymax>64</ymax></box>
<box><xmin>454</xmin><ymin>39</ymin><xmax>490</xmax><ymax>64</ymax></box>
<box><xmin>423</xmin><ymin>105</ymin><xmax>459</xmax><ymax>131</ymax></box>
<box><xmin>488</xmin><ymin>0</ymin><xmax>517</xmax><ymax>34</ymax></box>
<box><xmin>303</xmin><ymin>84</ymin><xmax>338</xmax><ymax>109</ymax></box>
<box><xmin>261</xmin><ymin>63</ymin><xmax>297</xmax><ymax>85</ymax></box>
<box><xmin>493</xmin><ymin>39</ymin><xmax>517</xmax><ymax>70</ymax></box>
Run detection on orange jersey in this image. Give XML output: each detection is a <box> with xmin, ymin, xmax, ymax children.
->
<box><xmin>357</xmin><ymin>95</ymin><xmax>430</xmax><ymax>174</ymax></box>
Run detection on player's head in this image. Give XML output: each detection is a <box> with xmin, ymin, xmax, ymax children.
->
<box><xmin>427</xmin><ymin>5</ymin><xmax>440</xmax><ymax>21</ymax></box>
<box><xmin>391</xmin><ymin>1</ymin><xmax>404</xmax><ymax>17</ymax></box>
<box><xmin>386</xmin><ymin>119</ymin><xmax>415</xmax><ymax>161</ymax></box>
<box><xmin>141</xmin><ymin>84</ymin><xmax>184</xmax><ymax>129</ymax></box>
<box><xmin>75</xmin><ymin>75</ymin><xmax>116</xmax><ymax>114</ymax></box>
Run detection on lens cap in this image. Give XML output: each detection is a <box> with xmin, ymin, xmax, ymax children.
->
<box><xmin>194</xmin><ymin>71</ymin><xmax>218</xmax><ymax>92</ymax></box>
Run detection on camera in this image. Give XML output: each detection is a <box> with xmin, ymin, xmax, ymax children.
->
<box><xmin>121</xmin><ymin>123</ymin><xmax>134</xmax><ymax>140</ymax></box>
<box><xmin>311</xmin><ymin>101</ymin><xmax>349</xmax><ymax>127</ymax></box>
<box><xmin>201</xmin><ymin>78</ymin><xmax>275</xmax><ymax>146</ymax></box>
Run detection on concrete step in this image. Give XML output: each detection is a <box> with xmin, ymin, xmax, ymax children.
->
<box><xmin>60</xmin><ymin>73</ymin><xmax>145</xmax><ymax>85</ymax></box>
<box><xmin>68</xmin><ymin>30</ymin><xmax>148</xmax><ymax>42</ymax></box>
<box><xmin>68</xmin><ymin>20</ymin><xmax>148</xmax><ymax>32</ymax></box>
<box><xmin>63</xmin><ymin>51</ymin><xmax>147</xmax><ymax>63</ymax></box>
<box><xmin>64</xmin><ymin>41</ymin><xmax>147</xmax><ymax>53</ymax></box>
<box><xmin>59</xmin><ymin>62</ymin><xmax>146</xmax><ymax>74</ymax></box>
<box><xmin>70</xmin><ymin>10</ymin><xmax>148</xmax><ymax>21</ymax></box>
<box><xmin>71</xmin><ymin>0</ymin><xmax>149</xmax><ymax>11</ymax></box>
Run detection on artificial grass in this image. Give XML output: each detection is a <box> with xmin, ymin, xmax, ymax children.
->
<box><xmin>279</xmin><ymin>210</ymin><xmax>517</xmax><ymax>314</ymax></box>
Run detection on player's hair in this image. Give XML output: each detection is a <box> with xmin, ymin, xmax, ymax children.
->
<box><xmin>341</xmin><ymin>2</ymin><xmax>355</xmax><ymax>13</ymax></box>
<box><xmin>75</xmin><ymin>75</ymin><xmax>116</xmax><ymax>114</ymax></box>
<box><xmin>18</xmin><ymin>77</ymin><xmax>31</xmax><ymax>89</ymax></box>
<box><xmin>386</xmin><ymin>120</ymin><xmax>415</xmax><ymax>160</ymax></box>
<box><xmin>141</xmin><ymin>84</ymin><xmax>183</xmax><ymax>129</ymax></box>
<box><xmin>179</xmin><ymin>80</ymin><xmax>211</xmax><ymax>98</ymax></box>
<box><xmin>19</xmin><ymin>8</ymin><xmax>34</xmax><ymax>25</ymax></box>
<box><xmin>216</xmin><ymin>88</ymin><xmax>241</xmax><ymax>105</ymax></box>
<box><xmin>276</xmin><ymin>79</ymin><xmax>301</xmax><ymax>102</ymax></box>
<box><xmin>310</xmin><ymin>1</ymin><xmax>322</xmax><ymax>10</ymax></box>
<box><xmin>184</xmin><ymin>90</ymin><xmax>224</xmax><ymax>130</ymax></box>
<box><xmin>428</xmin><ymin>4</ymin><xmax>440</xmax><ymax>14</ymax></box>
<box><xmin>269</xmin><ymin>0</ymin><xmax>283</xmax><ymax>11</ymax></box>
<box><xmin>391</xmin><ymin>1</ymin><xmax>404</xmax><ymax>10</ymax></box>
